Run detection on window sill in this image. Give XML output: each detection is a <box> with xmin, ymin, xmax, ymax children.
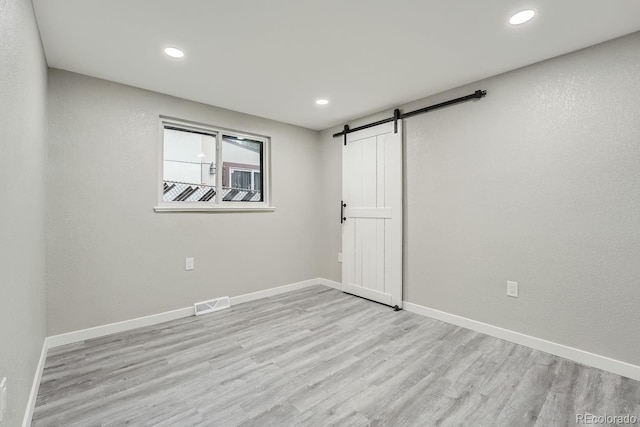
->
<box><xmin>154</xmin><ymin>205</ymin><xmax>276</xmax><ymax>213</ymax></box>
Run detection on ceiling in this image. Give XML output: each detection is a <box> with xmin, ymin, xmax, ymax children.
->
<box><xmin>33</xmin><ymin>0</ymin><xmax>640</xmax><ymax>131</ymax></box>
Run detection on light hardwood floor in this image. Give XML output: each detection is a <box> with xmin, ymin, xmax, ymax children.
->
<box><xmin>33</xmin><ymin>286</ymin><xmax>640</xmax><ymax>426</ymax></box>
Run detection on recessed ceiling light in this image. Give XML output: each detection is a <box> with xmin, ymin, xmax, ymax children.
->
<box><xmin>315</xmin><ymin>99</ymin><xmax>329</xmax><ymax>106</ymax></box>
<box><xmin>509</xmin><ymin>9</ymin><xmax>535</xmax><ymax>25</ymax></box>
<box><xmin>164</xmin><ymin>47</ymin><xmax>185</xmax><ymax>59</ymax></box>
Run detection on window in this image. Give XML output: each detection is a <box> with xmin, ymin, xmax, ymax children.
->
<box><xmin>156</xmin><ymin>118</ymin><xmax>271</xmax><ymax>212</ymax></box>
<box><xmin>229</xmin><ymin>169</ymin><xmax>261</xmax><ymax>191</ymax></box>
<box><xmin>230</xmin><ymin>170</ymin><xmax>252</xmax><ymax>190</ymax></box>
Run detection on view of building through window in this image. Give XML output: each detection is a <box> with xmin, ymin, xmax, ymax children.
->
<box><xmin>162</xmin><ymin>126</ymin><xmax>264</xmax><ymax>203</ymax></box>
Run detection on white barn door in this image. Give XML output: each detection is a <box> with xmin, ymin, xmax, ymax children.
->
<box><xmin>342</xmin><ymin>121</ymin><xmax>403</xmax><ymax>308</ymax></box>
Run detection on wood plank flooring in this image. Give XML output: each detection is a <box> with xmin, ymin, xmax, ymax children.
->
<box><xmin>33</xmin><ymin>286</ymin><xmax>640</xmax><ymax>426</ymax></box>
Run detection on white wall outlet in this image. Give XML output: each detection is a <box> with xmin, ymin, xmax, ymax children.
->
<box><xmin>185</xmin><ymin>257</ymin><xmax>194</xmax><ymax>271</ymax></box>
<box><xmin>338</xmin><ymin>252</ymin><xmax>342</xmax><ymax>263</ymax></box>
<box><xmin>0</xmin><ymin>377</ymin><xmax>7</xmax><ymax>423</ymax></box>
<box><xmin>507</xmin><ymin>281</ymin><xmax>519</xmax><ymax>298</ymax></box>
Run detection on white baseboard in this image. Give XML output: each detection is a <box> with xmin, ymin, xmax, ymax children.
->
<box><xmin>47</xmin><ymin>306</ymin><xmax>195</xmax><ymax>348</ymax></box>
<box><xmin>47</xmin><ymin>278</ymin><xmax>325</xmax><ymax>349</ymax></box>
<box><xmin>229</xmin><ymin>279</ymin><xmax>320</xmax><ymax>305</ymax></box>
<box><xmin>403</xmin><ymin>301</ymin><xmax>640</xmax><ymax>382</ymax></box>
<box><xmin>22</xmin><ymin>339</ymin><xmax>48</xmax><ymax>427</ymax></box>
<box><xmin>317</xmin><ymin>278</ymin><xmax>341</xmax><ymax>290</ymax></box>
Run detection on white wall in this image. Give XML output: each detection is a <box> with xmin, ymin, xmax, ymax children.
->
<box><xmin>0</xmin><ymin>0</ymin><xmax>48</xmax><ymax>424</ymax></box>
<box><xmin>319</xmin><ymin>31</ymin><xmax>640</xmax><ymax>367</ymax></box>
<box><xmin>47</xmin><ymin>69</ymin><xmax>323</xmax><ymax>335</ymax></box>
<box><xmin>223</xmin><ymin>141</ymin><xmax>260</xmax><ymax>167</ymax></box>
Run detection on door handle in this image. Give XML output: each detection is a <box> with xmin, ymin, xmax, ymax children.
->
<box><xmin>341</xmin><ymin>201</ymin><xmax>347</xmax><ymax>224</ymax></box>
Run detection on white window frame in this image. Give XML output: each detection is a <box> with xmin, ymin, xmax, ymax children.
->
<box><xmin>155</xmin><ymin>116</ymin><xmax>273</xmax><ymax>213</ymax></box>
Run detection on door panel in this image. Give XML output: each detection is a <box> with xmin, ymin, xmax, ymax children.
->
<box><xmin>342</xmin><ymin>122</ymin><xmax>403</xmax><ymax>308</ymax></box>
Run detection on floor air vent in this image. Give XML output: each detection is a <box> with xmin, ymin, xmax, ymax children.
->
<box><xmin>194</xmin><ymin>296</ymin><xmax>230</xmax><ymax>316</ymax></box>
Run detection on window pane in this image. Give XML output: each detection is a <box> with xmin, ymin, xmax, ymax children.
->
<box><xmin>163</xmin><ymin>161</ymin><xmax>200</xmax><ymax>184</ymax></box>
<box><xmin>231</xmin><ymin>170</ymin><xmax>251</xmax><ymax>190</ymax></box>
<box><xmin>163</xmin><ymin>127</ymin><xmax>217</xmax><ymax>203</ymax></box>
<box><xmin>221</xmin><ymin>135</ymin><xmax>263</xmax><ymax>202</ymax></box>
<box><xmin>254</xmin><ymin>172</ymin><xmax>262</xmax><ymax>192</ymax></box>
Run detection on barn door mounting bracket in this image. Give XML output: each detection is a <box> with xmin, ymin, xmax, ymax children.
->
<box><xmin>343</xmin><ymin>125</ymin><xmax>350</xmax><ymax>145</ymax></box>
<box><xmin>393</xmin><ymin>109</ymin><xmax>401</xmax><ymax>134</ymax></box>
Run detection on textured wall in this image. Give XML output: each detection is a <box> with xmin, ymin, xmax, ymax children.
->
<box><xmin>47</xmin><ymin>69</ymin><xmax>322</xmax><ymax>335</ymax></box>
<box><xmin>319</xmin><ymin>31</ymin><xmax>640</xmax><ymax>366</ymax></box>
<box><xmin>0</xmin><ymin>0</ymin><xmax>48</xmax><ymax>424</ymax></box>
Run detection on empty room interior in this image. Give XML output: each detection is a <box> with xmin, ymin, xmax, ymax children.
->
<box><xmin>2</xmin><ymin>0</ymin><xmax>640</xmax><ymax>426</ymax></box>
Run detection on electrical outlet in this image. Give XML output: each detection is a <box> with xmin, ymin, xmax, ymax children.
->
<box><xmin>507</xmin><ymin>281</ymin><xmax>518</xmax><ymax>298</ymax></box>
<box><xmin>0</xmin><ymin>377</ymin><xmax>7</xmax><ymax>423</ymax></box>
<box><xmin>185</xmin><ymin>257</ymin><xmax>194</xmax><ymax>271</ymax></box>
<box><xmin>338</xmin><ymin>252</ymin><xmax>342</xmax><ymax>263</ymax></box>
